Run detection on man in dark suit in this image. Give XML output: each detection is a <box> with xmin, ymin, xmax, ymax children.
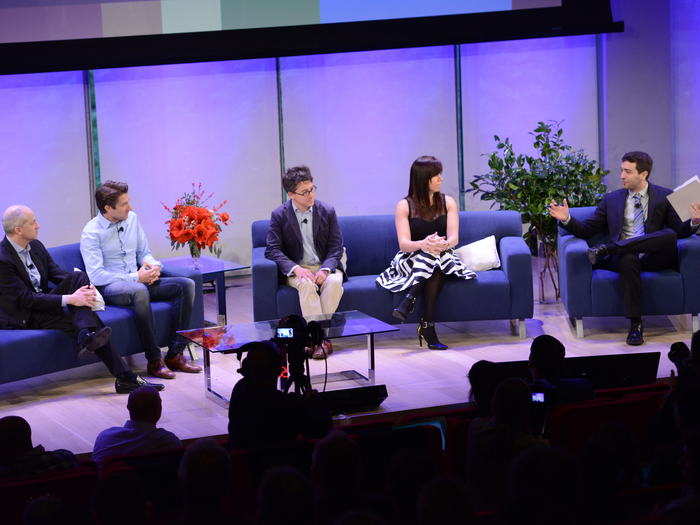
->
<box><xmin>550</xmin><ymin>151</ymin><xmax>700</xmax><ymax>345</ymax></box>
<box><xmin>0</xmin><ymin>205</ymin><xmax>163</xmax><ymax>393</ymax></box>
<box><xmin>265</xmin><ymin>166</ymin><xmax>344</xmax><ymax>359</ymax></box>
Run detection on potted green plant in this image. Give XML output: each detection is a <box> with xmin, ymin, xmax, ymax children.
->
<box><xmin>466</xmin><ymin>121</ymin><xmax>607</xmax><ymax>301</ymax></box>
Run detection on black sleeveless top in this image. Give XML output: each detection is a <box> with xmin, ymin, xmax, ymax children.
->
<box><xmin>407</xmin><ymin>194</ymin><xmax>447</xmax><ymax>241</ymax></box>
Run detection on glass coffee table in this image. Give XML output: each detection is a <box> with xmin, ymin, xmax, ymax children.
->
<box><xmin>178</xmin><ymin>310</ymin><xmax>398</xmax><ymax>406</ymax></box>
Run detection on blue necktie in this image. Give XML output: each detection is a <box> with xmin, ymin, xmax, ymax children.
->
<box><xmin>632</xmin><ymin>193</ymin><xmax>645</xmax><ymax>237</ymax></box>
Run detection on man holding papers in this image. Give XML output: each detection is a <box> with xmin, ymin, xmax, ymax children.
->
<box><xmin>549</xmin><ymin>151</ymin><xmax>700</xmax><ymax>345</ymax></box>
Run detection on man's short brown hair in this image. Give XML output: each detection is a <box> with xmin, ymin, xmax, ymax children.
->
<box><xmin>622</xmin><ymin>151</ymin><xmax>653</xmax><ymax>179</ymax></box>
<box><xmin>95</xmin><ymin>180</ymin><xmax>128</xmax><ymax>214</ymax></box>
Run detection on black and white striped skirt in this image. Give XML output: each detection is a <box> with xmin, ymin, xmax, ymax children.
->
<box><xmin>376</xmin><ymin>249</ymin><xmax>476</xmax><ymax>292</ymax></box>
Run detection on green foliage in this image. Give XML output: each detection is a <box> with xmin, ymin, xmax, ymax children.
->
<box><xmin>466</xmin><ymin>121</ymin><xmax>608</xmax><ymax>250</ymax></box>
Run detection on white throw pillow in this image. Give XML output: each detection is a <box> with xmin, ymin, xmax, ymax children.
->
<box><xmin>454</xmin><ymin>235</ymin><xmax>501</xmax><ymax>271</ymax></box>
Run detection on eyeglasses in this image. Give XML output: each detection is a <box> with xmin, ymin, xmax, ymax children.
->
<box><xmin>291</xmin><ymin>185</ymin><xmax>317</xmax><ymax>197</ymax></box>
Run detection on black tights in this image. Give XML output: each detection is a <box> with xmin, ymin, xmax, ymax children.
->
<box><xmin>407</xmin><ymin>269</ymin><xmax>445</xmax><ymax>322</ymax></box>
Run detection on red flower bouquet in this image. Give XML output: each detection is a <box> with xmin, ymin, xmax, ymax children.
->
<box><xmin>163</xmin><ymin>183</ymin><xmax>229</xmax><ymax>259</ymax></box>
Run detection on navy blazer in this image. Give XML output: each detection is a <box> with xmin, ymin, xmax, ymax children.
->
<box><xmin>0</xmin><ymin>237</ymin><xmax>68</xmax><ymax>329</ymax></box>
<box><xmin>265</xmin><ymin>199</ymin><xmax>345</xmax><ymax>279</ymax></box>
<box><xmin>562</xmin><ymin>183</ymin><xmax>694</xmax><ymax>241</ymax></box>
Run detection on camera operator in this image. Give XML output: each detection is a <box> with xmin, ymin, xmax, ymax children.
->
<box><xmin>227</xmin><ymin>340</ymin><xmax>332</xmax><ymax>450</ymax></box>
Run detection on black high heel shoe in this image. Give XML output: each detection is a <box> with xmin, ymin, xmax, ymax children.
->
<box><xmin>417</xmin><ymin>319</ymin><xmax>448</xmax><ymax>350</ymax></box>
<box><xmin>392</xmin><ymin>294</ymin><xmax>416</xmax><ymax>322</ymax></box>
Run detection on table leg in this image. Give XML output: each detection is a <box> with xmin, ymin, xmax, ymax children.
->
<box><xmin>216</xmin><ymin>274</ymin><xmax>227</xmax><ymax>326</ymax></box>
<box><xmin>366</xmin><ymin>333</ymin><xmax>375</xmax><ymax>384</ymax></box>
<box><xmin>203</xmin><ymin>347</ymin><xmax>229</xmax><ymax>408</ymax></box>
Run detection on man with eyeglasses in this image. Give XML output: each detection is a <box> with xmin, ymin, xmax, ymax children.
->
<box><xmin>0</xmin><ymin>205</ymin><xmax>162</xmax><ymax>393</ymax></box>
<box><xmin>81</xmin><ymin>181</ymin><xmax>201</xmax><ymax>380</ymax></box>
<box><xmin>265</xmin><ymin>166</ymin><xmax>345</xmax><ymax>359</ymax></box>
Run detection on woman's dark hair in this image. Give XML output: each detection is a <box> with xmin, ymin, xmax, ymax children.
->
<box><xmin>467</xmin><ymin>360</ymin><xmax>500</xmax><ymax>415</ymax></box>
<box><xmin>621</xmin><ymin>151</ymin><xmax>653</xmax><ymax>179</ymax></box>
<box><xmin>283</xmin><ymin>166</ymin><xmax>313</xmax><ymax>193</ymax></box>
<box><xmin>406</xmin><ymin>156</ymin><xmax>444</xmax><ymax>218</ymax></box>
<box><xmin>491</xmin><ymin>378</ymin><xmax>532</xmax><ymax>434</ymax></box>
<box><xmin>95</xmin><ymin>180</ymin><xmax>128</xmax><ymax>214</ymax></box>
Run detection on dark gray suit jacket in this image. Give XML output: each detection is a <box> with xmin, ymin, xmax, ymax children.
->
<box><xmin>265</xmin><ymin>199</ymin><xmax>345</xmax><ymax>279</ymax></box>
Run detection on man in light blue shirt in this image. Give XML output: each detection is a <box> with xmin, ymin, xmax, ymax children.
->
<box><xmin>81</xmin><ymin>181</ymin><xmax>201</xmax><ymax>379</ymax></box>
<box><xmin>92</xmin><ymin>385</ymin><xmax>181</xmax><ymax>466</ymax></box>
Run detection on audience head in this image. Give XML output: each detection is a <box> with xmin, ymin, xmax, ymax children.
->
<box><xmin>23</xmin><ymin>495</ymin><xmax>67</xmax><ymax>525</ymax></box>
<box><xmin>95</xmin><ymin>180</ymin><xmax>131</xmax><ymax>220</ymax></box>
<box><xmin>257</xmin><ymin>466</ymin><xmax>314</xmax><ymax>525</ymax></box>
<box><xmin>2</xmin><ymin>205</ymin><xmax>39</xmax><ymax>243</ymax></box>
<box><xmin>467</xmin><ymin>360</ymin><xmax>500</xmax><ymax>415</ymax></box>
<box><xmin>0</xmin><ymin>415</ymin><xmax>33</xmax><ymax>463</ymax></box>
<box><xmin>237</xmin><ymin>340</ymin><xmax>284</xmax><ymax>387</ymax></box>
<box><xmin>387</xmin><ymin>448</ymin><xmax>438</xmax><ymax>522</ymax></box>
<box><xmin>529</xmin><ymin>334</ymin><xmax>566</xmax><ymax>381</ymax></box>
<box><xmin>126</xmin><ymin>386</ymin><xmax>162</xmax><ymax>425</ymax></box>
<box><xmin>283</xmin><ymin>166</ymin><xmax>316</xmax><ymax>210</ymax></box>
<box><xmin>178</xmin><ymin>438</ymin><xmax>231</xmax><ymax>510</ymax></box>
<box><xmin>93</xmin><ymin>470</ymin><xmax>149</xmax><ymax>525</ymax></box>
<box><xmin>312</xmin><ymin>430</ymin><xmax>363</xmax><ymax>499</ymax></box>
<box><xmin>507</xmin><ymin>445</ymin><xmax>579</xmax><ymax>525</ymax></box>
<box><xmin>407</xmin><ymin>155</ymin><xmax>443</xmax><ymax>209</ymax></box>
<box><xmin>417</xmin><ymin>477</ymin><xmax>473</xmax><ymax>525</ymax></box>
<box><xmin>491</xmin><ymin>378</ymin><xmax>533</xmax><ymax>434</ymax></box>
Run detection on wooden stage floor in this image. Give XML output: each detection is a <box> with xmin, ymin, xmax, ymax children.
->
<box><xmin>0</xmin><ymin>276</ymin><xmax>693</xmax><ymax>455</ymax></box>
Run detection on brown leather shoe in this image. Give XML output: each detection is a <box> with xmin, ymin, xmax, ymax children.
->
<box><xmin>165</xmin><ymin>353</ymin><xmax>202</xmax><ymax>373</ymax></box>
<box><xmin>147</xmin><ymin>359</ymin><xmax>176</xmax><ymax>379</ymax></box>
<box><xmin>311</xmin><ymin>340</ymin><xmax>334</xmax><ymax>360</ymax></box>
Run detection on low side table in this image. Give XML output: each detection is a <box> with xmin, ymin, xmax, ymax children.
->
<box><xmin>164</xmin><ymin>256</ymin><xmax>248</xmax><ymax>325</ymax></box>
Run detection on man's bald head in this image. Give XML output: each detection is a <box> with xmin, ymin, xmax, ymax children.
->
<box><xmin>127</xmin><ymin>386</ymin><xmax>162</xmax><ymax>425</ymax></box>
<box><xmin>2</xmin><ymin>205</ymin><xmax>33</xmax><ymax>235</ymax></box>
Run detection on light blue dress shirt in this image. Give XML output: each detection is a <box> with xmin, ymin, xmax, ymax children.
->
<box><xmin>8</xmin><ymin>239</ymin><xmax>41</xmax><ymax>292</ymax></box>
<box><xmin>80</xmin><ymin>211</ymin><xmax>160</xmax><ymax>287</ymax></box>
<box><xmin>621</xmin><ymin>185</ymin><xmax>649</xmax><ymax>240</ymax></box>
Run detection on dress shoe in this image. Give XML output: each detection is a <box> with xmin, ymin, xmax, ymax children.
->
<box><xmin>147</xmin><ymin>358</ymin><xmax>176</xmax><ymax>379</ymax></box>
<box><xmin>587</xmin><ymin>244</ymin><xmax>611</xmax><ymax>265</ymax></box>
<box><xmin>115</xmin><ymin>374</ymin><xmax>165</xmax><ymax>394</ymax></box>
<box><xmin>392</xmin><ymin>294</ymin><xmax>417</xmax><ymax>322</ymax></box>
<box><xmin>311</xmin><ymin>340</ymin><xmax>334</xmax><ymax>360</ymax></box>
<box><xmin>165</xmin><ymin>353</ymin><xmax>202</xmax><ymax>373</ymax></box>
<box><xmin>78</xmin><ymin>326</ymin><xmax>112</xmax><ymax>352</ymax></box>
<box><xmin>417</xmin><ymin>319</ymin><xmax>448</xmax><ymax>350</ymax></box>
<box><xmin>626</xmin><ymin>320</ymin><xmax>644</xmax><ymax>346</ymax></box>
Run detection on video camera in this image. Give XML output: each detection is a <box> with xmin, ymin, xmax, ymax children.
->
<box><xmin>273</xmin><ymin>314</ymin><xmax>325</xmax><ymax>395</ymax></box>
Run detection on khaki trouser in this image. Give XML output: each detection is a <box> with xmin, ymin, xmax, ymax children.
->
<box><xmin>287</xmin><ymin>264</ymin><xmax>344</xmax><ymax>317</ymax></box>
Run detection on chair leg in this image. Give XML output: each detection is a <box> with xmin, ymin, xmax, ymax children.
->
<box><xmin>571</xmin><ymin>317</ymin><xmax>584</xmax><ymax>338</ymax></box>
<box><xmin>510</xmin><ymin>319</ymin><xmax>527</xmax><ymax>339</ymax></box>
<box><xmin>693</xmin><ymin>314</ymin><xmax>699</xmax><ymax>334</ymax></box>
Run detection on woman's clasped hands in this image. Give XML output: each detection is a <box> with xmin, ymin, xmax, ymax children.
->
<box><xmin>422</xmin><ymin>232</ymin><xmax>449</xmax><ymax>255</ymax></box>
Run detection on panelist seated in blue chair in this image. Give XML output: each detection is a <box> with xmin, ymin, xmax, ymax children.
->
<box><xmin>549</xmin><ymin>151</ymin><xmax>700</xmax><ymax>346</ymax></box>
<box><xmin>80</xmin><ymin>180</ymin><xmax>201</xmax><ymax>380</ymax></box>
<box><xmin>0</xmin><ymin>205</ymin><xmax>163</xmax><ymax>394</ymax></box>
<box><xmin>265</xmin><ymin>166</ymin><xmax>344</xmax><ymax>360</ymax></box>
<box><xmin>377</xmin><ymin>155</ymin><xmax>476</xmax><ymax>350</ymax></box>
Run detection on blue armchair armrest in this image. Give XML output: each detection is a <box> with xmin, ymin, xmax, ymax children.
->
<box><xmin>679</xmin><ymin>235</ymin><xmax>700</xmax><ymax>314</ymax></box>
<box><xmin>557</xmin><ymin>232</ymin><xmax>592</xmax><ymax>319</ymax></box>
<box><xmin>160</xmin><ymin>261</ymin><xmax>204</xmax><ymax>329</ymax></box>
<box><xmin>252</xmin><ymin>247</ymin><xmax>279</xmax><ymax>321</ymax></box>
<box><xmin>499</xmin><ymin>236</ymin><xmax>533</xmax><ymax>319</ymax></box>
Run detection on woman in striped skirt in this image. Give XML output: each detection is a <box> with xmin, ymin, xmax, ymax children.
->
<box><xmin>376</xmin><ymin>156</ymin><xmax>475</xmax><ymax>349</ymax></box>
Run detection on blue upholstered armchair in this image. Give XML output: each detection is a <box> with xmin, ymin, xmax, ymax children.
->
<box><xmin>251</xmin><ymin>210</ymin><xmax>533</xmax><ymax>335</ymax></box>
<box><xmin>557</xmin><ymin>206</ymin><xmax>700</xmax><ymax>337</ymax></box>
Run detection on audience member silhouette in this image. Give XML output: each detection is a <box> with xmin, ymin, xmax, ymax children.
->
<box><xmin>312</xmin><ymin>430</ymin><xmax>364</xmax><ymax>525</ymax></box>
<box><xmin>387</xmin><ymin>448</ymin><xmax>437</xmax><ymax>525</ymax></box>
<box><xmin>257</xmin><ymin>466</ymin><xmax>314</xmax><ymax>525</ymax></box>
<box><xmin>92</xmin><ymin>469</ymin><xmax>150</xmax><ymax>525</ymax></box>
<box><xmin>22</xmin><ymin>495</ymin><xmax>68</xmax><ymax>525</ymax></box>
<box><xmin>467</xmin><ymin>360</ymin><xmax>501</xmax><ymax>416</ymax></box>
<box><xmin>228</xmin><ymin>340</ymin><xmax>331</xmax><ymax>449</ymax></box>
<box><xmin>661</xmin><ymin>429</ymin><xmax>700</xmax><ymax>523</ymax></box>
<box><xmin>466</xmin><ymin>378</ymin><xmax>545</xmax><ymax>512</ymax></box>
<box><xmin>417</xmin><ymin>477</ymin><xmax>474</xmax><ymax>525</ymax></box>
<box><xmin>0</xmin><ymin>415</ymin><xmax>77</xmax><ymax>479</ymax></box>
<box><xmin>92</xmin><ymin>385</ymin><xmax>181</xmax><ymax>466</ymax></box>
<box><xmin>506</xmin><ymin>445</ymin><xmax>580</xmax><ymax>525</ymax></box>
<box><xmin>178</xmin><ymin>438</ymin><xmax>231</xmax><ymax>524</ymax></box>
<box><xmin>529</xmin><ymin>334</ymin><xmax>594</xmax><ymax>404</ymax></box>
